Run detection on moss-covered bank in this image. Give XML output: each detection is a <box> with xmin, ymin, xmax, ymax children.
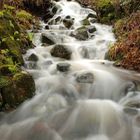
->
<box><xmin>0</xmin><ymin>4</ymin><xmax>37</xmax><ymax>111</ymax></box>
<box><xmin>78</xmin><ymin>0</ymin><xmax>140</xmax><ymax>72</ymax></box>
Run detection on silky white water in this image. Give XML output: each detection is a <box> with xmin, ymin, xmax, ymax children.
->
<box><xmin>0</xmin><ymin>0</ymin><xmax>140</xmax><ymax>140</ymax></box>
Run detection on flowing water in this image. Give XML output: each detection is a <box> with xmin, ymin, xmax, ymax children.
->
<box><xmin>0</xmin><ymin>0</ymin><xmax>140</xmax><ymax>140</ymax></box>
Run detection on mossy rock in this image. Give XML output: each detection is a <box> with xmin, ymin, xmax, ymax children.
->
<box><xmin>0</xmin><ymin>76</ymin><xmax>12</xmax><ymax>88</ymax></box>
<box><xmin>0</xmin><ymin>71</ymin><xmax>35</xmax><ymax>109</ymax></box>
<box><xmin>81</xmin><ymin>18</ymin><xmax>90</xmax><ymax>26</ymax></box>
<box><xmin>1</xmin><ymin>38</ymin><xmax>24</xmax><ymax>65</ymax></box>
<box><xmin>71</xmin><ymin>26</ymin><xmax>89</xmax><ymax>40</ymax></box>
<box><xmin>51</xmin><ymin>44</ymin><xmax>72</xmax><ymax>60</ymax></box>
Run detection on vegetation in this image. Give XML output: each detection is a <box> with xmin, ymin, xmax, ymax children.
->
<box><xmin>78</xmin><ymin>0</ymin><xmax>140</xmax><ymax>72</ymax></box>
<box><xmin>0</xmin><ymin>1</ymin><xmax>36</xmax><ymax>111</ymax></box>
<box><xmin>108</xmin><ymin>11</ymin><xmax>140</xmax><ymax>72</ymax></box>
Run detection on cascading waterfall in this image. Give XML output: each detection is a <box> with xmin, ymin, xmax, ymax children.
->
<box><xmin>0</xmin><ymin>0</ymin><xmax>140</xmax><ymax>140</ymax></box>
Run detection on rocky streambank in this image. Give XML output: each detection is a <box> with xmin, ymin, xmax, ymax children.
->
<box><xmin>77</xmin><ymin>0</ymin><xmax>140</xmax><ymax>72</ymax></box>
<box><xmin>0</xmin><ymin>1</ymin><xmax>37</xmax><ymax>111</ymax></box>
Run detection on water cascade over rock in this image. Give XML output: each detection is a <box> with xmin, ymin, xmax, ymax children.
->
<box><xmin>0</xmin><ymin>0</ymin><xmax>140</xmax><ymax>140</ymax></box>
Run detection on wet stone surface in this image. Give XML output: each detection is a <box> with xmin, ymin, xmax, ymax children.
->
<box><xmin>76</xmin><ymin>72</ymin><xmax>94</xmax><ymax>83</ymax></box>
<box><xmin>57</xmin><ymin>63</ymin><xmax>71</xmax><ymax>72</ymax></box>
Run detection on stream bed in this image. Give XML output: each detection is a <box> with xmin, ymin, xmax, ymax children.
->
<box><xmin>0</xmin><ymin>0</ymin><xmax>140</xmax><ymax>140</ymax></box>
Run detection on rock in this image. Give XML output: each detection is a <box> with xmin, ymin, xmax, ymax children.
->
<box><xmin>57</xmin><ymin>63</ymin><xmax>71</xmax><ymax>72</ymax></box>
<box><xmin>28</xmin><ymin>53</ymin><xmax>38</xmax><ymax>62</ymax></box>
<box><xmin>50</xmin><ymin>44</ymin><xmax>72</xmax><ymax>60</ymax></box>
<box><xmin>79</xmin><ymin>47</ymin><xmax>89</xmax><ymax>58</ymax></box>
<box><xmin>81</xmin><ymin>18</ymin><xmax>90</xmax><ymax>26</ymax></box>
<box><xmin>76</xmin><ymin>72</ymin><xmax>94</xmax><ymax>83</ymax></box>
<box><xmin>87</xmin><ymin>13</ymin><xmax>97</xmax><ymax>19</ymax></box>
<box><xmin>55</xmin><ymin>16</ymin><xmax>62</xmax><ymax>24</ymax></box>
<box><xmin>63</xmin><ymin>16</ymin><xmax>74</xmax><ymax>29</ymax></box>
<box><xmin>88</xmin><ymin>26</ymin><xmax>96</xmax><ymax>33</ymax></box>
<box><xmin>65</xmin><ymin>15</ymin><xmax>71</xmax><ymax>19</ymax></box>
<box><xmin>41</xmin><ymin>33</ymin><xmax>55</xmax><ymax>45</ymax></box>
<box><xmin>51</xmin><ymin>6</ymin><xmax>58</xmax><ymax>15</ymax></box>
<box><xmin>71</xmin><ymin>26</ymin><xmax>89</xmax><ymax>40</ymax></box>
<box><xmin>0</xmin><ymin>71</ymin><xmax>35</xmax><ymax>110</ymax></box>
<box><xmin>89</xmin><ymin>18</ymin><xmax>97</xmax><ymax>24</ymax></box>
<box><xmin>123</xmin><ymin>107</ymin><xmax>138</xmax><ymax>116</ymax></box>
<box><xmin>45</xmin><ymin>25</ymin><xmax>49</xmax><ymax>29</ymax></box>
<box><xmin>48</xmin><ymin>19</ymin><xmax>55</xmax><ymax>25</ymax></box>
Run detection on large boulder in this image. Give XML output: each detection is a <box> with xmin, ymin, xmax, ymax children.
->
<box><xmin>0</xmin><ymin>71</ymin><xmax>35</xmax><ymax>111</ymax></box>
<box><xmin>50</xmin><ymin>44</ymin><xmax>72</xmax><ymax>60</ymax></box>
<box><xmin>71</xmin><ymin>26</ymin><xmax>89</xmax><ymax>40</ymax></box>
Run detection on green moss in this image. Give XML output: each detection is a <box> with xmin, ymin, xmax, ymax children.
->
<box><xmin>81</xmin><ymin>18</ymin><xmax>90</xmax><ymax>26</ymax></box>
<box><xmin>96</xmin><ymin>0</ymin><xmax>111</xmax><ymax>8</ymax></box>
<box><xmin>0</xmin><ymin>76</ymin><xmax>11</xmax><ymax>88</ymax></box>
<box><xmin>16</xmin><ymin>10</ymin><xmax>32</xmax><ymax>20</ymax></box>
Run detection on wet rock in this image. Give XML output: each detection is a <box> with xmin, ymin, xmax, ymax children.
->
<box><xmin>88</xmin><ymin>26</ymin><xmax>96</xmax><ymax>33</ymax></box>
<box><xmin>28</xmin><ymin>53</ymin><xmax>38</xmax><ymax>62</ymax></box>
<box><xmin>71</xmin><ymin>26</ymin><xmax>89</xmax><ymax>40</ymax></box>
<box><xmin>87</xmin><ymin>13</ymin><xmax>97</xmax><ymax>19</ymax></box>
<box><xmin>25</xmin><ymin>62</ymin><xmax>37</xmax><ymax>69</ymax></box>
<box><xmin>44</xmin><ymin>60</ymin><xmax>53</xmax><ymax>65</ymax></box>
<box><xmin>79</xmin><ymin>47</ymin><xmax>89</xmax><ymax>58</ymax></box>
<box><xmin>50</xmin><ymin>44</ymin><xmax>72</xmax><ymax>60</ymax></box>
<box><xmin>65</xmin><ymin>15</ymin><xmax>71</xmax><ymax>19</ymax></box>
<box><xmin>51</xmin><ymin>6</ymin><xmax>58</xmax><ymax>15</ymax></box>
<box><xmin>45</xmin><ymin>25</ymin><xmax>49</xmax><ymax>29</ymax></box>
<box><xmin>63</xmin><ymin>16</ymin><xmax>74</xmax><ymax>29</ymax></box>
<box><xmin>55</xmin><ymin>16</ymin><xmax>62</xmax><ymax>24</ymax></box>
<box><xmin>48</xmin><ymin>19</ymin><xmax>55</xmax><ymax>25</ymax></box>
<box><xmin>57</xmin><ymin>63</ymin><xmax>71</xmax><ymax>72</ymax></box>
<box><xmin>42</xmin><ymin>12</ymin><xmax>53</xmax><ymax>23</ymax></box>
<box><xmin>89</xmin><ymin>18</ymin><xmax>97</xmax><ymax>24</ymax></box>
<box><xmin>123</xmin><ymin>107</ymin><xmax>138</xmax><ymax>116</ymax></box>
<box><xmin>0</xmin><ymin>71</ymin><xmax>35</xmax><ymax>110</ymax></box>
<box><xmin>76</xmin><ymin>72</ymin><xmax>94</xmax><ymax>83</ymax></box>
<box><xmin>81</xmin><ymin>18</ymin><xmax>90</xmax><ymax>26</ymax></box>
<box><xmin>41</xmin><ymin>33</ymin><xmax>55</xmax><ymax>45</ymax></box>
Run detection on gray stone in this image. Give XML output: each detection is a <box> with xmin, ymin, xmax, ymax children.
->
<box><xmin>45</xmin><ymin>25</ymin><xmax>49</xmax><ymax>29</ymax></box>
<box><xmin>55</xmin><ymin>16</ymin><xmax>62</xmax><ymax>24</ymax></box>
<box><xmin>123</xmin><ymin>107</ymin><xmax>138</xmax><ymax>116</ymax></box>
<box><xmin>87</xmin><ymin>13</ymin><xmax>97</xmax><ymax>19</ymax></box>
<box><xmin>89</xmin><ymin>18</ymin><xmax>97</xmax><ymax>24</ymax></box>
<box><xmin>63</xmin><ymin>17</ymin><xmax>74</xmax><ymax>29</ymax></box>
<box><xmin>88</xmin><ymin>26</ymin><xmax>96</xmax><ymax>33</ymax></box>
<box><xmin>81</xmin><ymin>18</ymin><xmax>90</xmax><ymax>26</ymax></box>
<box><xmin>28</xmin><ymin>53</ymin><xmax>38</xmax><ymax>62</ymax></box>
<box><xmin>57</xmin><ymin>63</ymin><xmax>71</xmax><ymax>72</ymax></box>
<box><xmin>71</xmin><ymin>26</ymin><xmax>89</xmax><ymax>40</ymax></box>
<box><xmin>76</xmin><ymin>72</ymin><xmax>94</xmax><ymax>83</ymax></box>
<box><xmin>51</xmin><ymin>44</ymin><xmax>72</xmax><ymax>60</ymax></box>
<box><xmin>79</xmin><ymin>47</ymin><xmax>89</xmax><ymax>58</ymax></box>
<box><xmin>41</xmin><ymin>33</ymin><xmax>55</xmax><ymax>45</ymax></box>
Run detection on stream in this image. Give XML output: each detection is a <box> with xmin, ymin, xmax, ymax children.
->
<box><xmin>0</xmin><ymin>0</ymin><xmax>140</xmax><ymax>140</ymax></box>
